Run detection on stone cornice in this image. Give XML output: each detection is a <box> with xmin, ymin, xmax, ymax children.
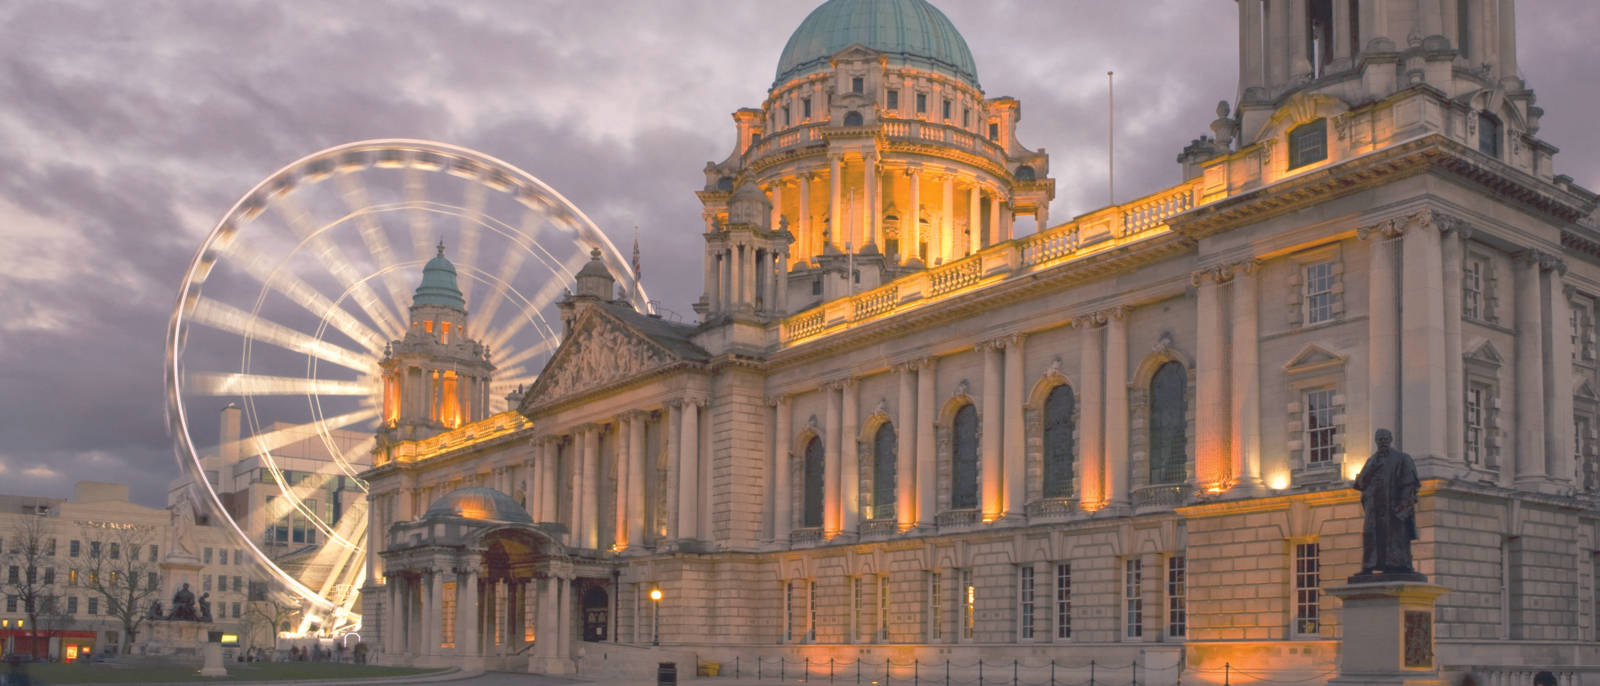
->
<box><xmin>1170</xmin><ymin>135</ymin><xmax>1595</xmax><ymax>241</ymax></box>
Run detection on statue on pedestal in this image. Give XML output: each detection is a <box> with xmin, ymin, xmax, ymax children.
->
<box><xmin>198</xmin><ymin>592</ymin><xmax>213</xmax><ymax>623</ymax></box>
<box><xmin>1351</xmin><ymin>429</ymin><xmax>1425</xmax><ymax>582</ymax></box>
<box><xmin>147</xmin><ymin>600</ymin><xmax>164</xmax><ymax>620</ymax></box>
<box><xmin>169</xmin><ymin>583</ymin><xmax>199</xmax><ymax>621</ymax></box>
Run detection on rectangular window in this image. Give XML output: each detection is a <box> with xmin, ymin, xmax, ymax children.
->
<box><xmin>68</xmin><ymin>569</ymin><xmax>77</xmax><ymax>586</ymax></box>
<box><xmin>1306</xmin><ymin>388</ymin><xmax>1338</xmax><ymax>464</ymax></box>
<box><xmin>89</xmin><ymin>541</ymin><xmax>100</xmax><ymax>559</ymax></box>
<box><xmin>69</xmin><ymin>540</ymin><xmax>79</xmax><ymax>558</ymax></box>
<box><xmin>802</xmin><ymin>97</ymin><xmax>812</xmax><ymax>119</ymax></box>
<box><xmin>1465</xmin><ymin>386</ymin><xmax>1486</xmax><ymax>466</ymax></box>
<box><xmin>783</xmin><ymin>106</ymin><xmax>790</xmax><ymax>127</ymax></box>
<box><xmin>878</xmin><ymin>575</ymin><xmax>890</xmax><ymax>641</ymax></box>
<box><xmin>88</xmin><ymin>597</ymin><xmax>98</xmax><ymax>616</ymax></box>
<box><xmin>886</xmin><ymin>89</ymin><xmax>898</xmax><ymax>110</ymax></box>
<box><xmin>851</xmin><ymin>76</ymin><xmax>864</xmax><ymax>94</ymax></box>
<box><xmin>1288</xmin><ymin>118</ymin><xmax>1328</xmax><ymax>169</ymax></box>
<box><xmin>1055</xmin><ymin>563</ymin><xmax>1072</xmax><ymax>639</ymax></box>
<box><xmin>43</xmin><ymin>568</ymin><xmax>53</xmax><ymax>585</ymax></box>
<box><xmin>234</xmin><ymin>549</ymin><xmax>242</xmax><ymax>565</ymax></box>
<box><xmin>203</xmin><ymin>547</ymin><xmax>212</xmax><ymax>564</ymax></box>
<box><xmin>1294</xmin><ymin>542</ymin><xmax>1320</xmax><ymax>636</ymax></box>
<box><xmin>109</xmin><ymin>543</ymin><xmax>119</xmax><ymax>560</ymax></box>
<box><xmin>961</xmin><ymin>568</ymin><xmax>976</xmax><ymax>640</ymax></box>
<box><xmin>989</xmin><ymin>122</ymin><xmax>999</xmax><ymax>141</ymax></box>
<box><xmin>67</xmin><ymin>596</ymin><xmax>77</xmax><ymax>614</ymax></box>
<box><xmin>4</xmin><ymin>596</ymin><xmax>14</xmax><ymax>613</ymax></box>
<box><xmin>1018</xmin><ymin>566</ymin><xmax>1036</xmax><ymax>639</ymax></box>
<box><xmin>6</xmin><ymin>567</ymin><xmax>16</xmax><ymax>584</ymax></box>
<box><xmin>1304</xmin><ymin>260</ymin><xmax>1336</xmax><ymax>324</ymax></box>
<box><xmin>148</xmin><ymin>572</ymin><xmax>158</xmax><ymax>590</ymax></box>
<box><xmin>47</xmin><ymin>539</ymin><xmax>55</xmax><ymax>557</ymax></box>
<box><xmin>204</xmin><ymin>576</ymin><xmax>212</xmax><ymax>592</ymax></box>
<box><xmin>1125</xmin><ymin>559</ymin><xmax>1143</xmax><ymax>638</ymax></box>
<box><xmin>1576</xmin><ymin>415</ymin><xmax>1594</xmax><ymax>491</ymax></box>
<box><xmin>1463</xmin><ymin>258</ymin><xmax>1484</xmax><ymax>319</ymax></box>
<box><xmin>234</xmin><ymin>576</ymin><xmax>242</xmax><ymax>592</ymax></box>
<box><xmin>942</xmin><ymin>98</ymin><xmax>952</xmax><ymax>120</ymax></box>
<box><xmin>783</xmin><ymin>581</ymin><xmax>795</xmax><ymax>643</ymax></box>
<box><xmin>807</xmin><ymin>580</ymin><xmax>817</xmax><ymax>642</ymax></box>
<box><xmin>1479</xmin><ymin>113</ymin><xmax>1502</xmax><ymax>158</ymax></box>
<box><xmin>150</xmin><ymin>544</ymin><xmax>158</xmax><ymax>561</ymax></box>
<box><xmin>854</xmin><ymin>576</ymin><xmax>869</xmax><ymax>642</ymax></box>
<box><xmin>963</xmin><ymin>107</ymin><xmax>970</xmax><ymax>128</ymax></box>
<box><xmin>916</xmin><ymin>93</ymin><xmax>927</xmax><ymax>114</ymax></box>
<box><xmin>929</xmin><ymin>571</ymin><xmax>943</xmax><ymax>641</ymax></box>
<box><xmin>232</xmin><ymin>602</ymin><xmax>241</xmax><ymax>619</ymax></box>
<box><xmin>1167</xmin><ymin>556</ymin><xmax>1187</xmax><ymax>638</ymax></box>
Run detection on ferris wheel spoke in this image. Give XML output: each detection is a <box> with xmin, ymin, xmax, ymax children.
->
<box><xmin>218</xmin><ymin>238</ymin><xmax>387</xmax><ymax>352</ymax></box>
<box><xmin>467</xmin><ymin>211</ymin><xmax>537</xmax><ymax>334</ymax></box>
<box><xmin>482</xmin><ymin>251</ymin><xmax>587</xmax><ymax>353</ymax></box>
<box><xmin>336</xmin><ymin>173</ymin><xmax>413</xmax><ymax>319</ymax></box>
<box><xmin>266</xmin><ymin>468</ymin><xmax>361</xmax><ymax>550</ymax></box>
<box><xmin>453</xmin><ymin>181</ymin><xmax>488</xmax><ymax>306</ymax></box>
<box><xmin>272</xmin><ymin>195</ymin><xmax>406</xmax><ymax>340</ymax></box>
<box><xmin>186</xmin><ymin>372</ymin><xmax>372</xmax><ymax>398</ymax></box>
<box><xmin>325</xmin><ymin>434</ymin><xmax>375</xmax><ymax>483</ymax></box>
<box><xmin>493</xmin><ymin>335</ymin><xmax>559</xmax><ymax>371</ymax></box>
<box><xmin>406</xmin><ymin>167</ymin><xmax>434</xmax><ymax>263</ymax></box>
<box><xmin>248</xmin><ymin>408</ymin><xmax>379</xmax><ymax>458</ymax></box>
<box><xmin>187</xmin><ymin>297</ymin><xmax>376</xmax><ymax>373</ymax></box>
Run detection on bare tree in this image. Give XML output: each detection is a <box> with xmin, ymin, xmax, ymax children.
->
<box><xmin>32</xmin><ymin>593</ymin><xmax>75</xmax><ymax>660</ymax></box>
<box><xmin>242</xmin><ymin>583</ymin><xmax>296</xmax><ymax>657</ymax></box>
<box><xmin>73</xmin><ymin>524</ymin><xmax>163</xmax><ymax>654</ymax></box>
<box><xmin>2</xmin><ymin>514</ymin><xmax>61</xmax><ymax>658</ymax></box>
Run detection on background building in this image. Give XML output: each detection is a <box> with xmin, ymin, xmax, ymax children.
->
<box><xmin>361</xmin><ymin>0</ymin><xmax>1600</xmax><ymax>681</ymax></box>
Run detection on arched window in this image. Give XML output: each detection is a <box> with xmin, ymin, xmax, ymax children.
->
<box><xmin>1148</xmin><ymin>362</ymin><xmax>1188</xmax><ymax>485</ymax></box>
<box><xmin>1014</xmin><ymin>165</ymin><xmax>1036</xmax><ymax>181</ymax></box>
<box><xmin>1042</xmin><ymin>385</ymin><xmax>1076</xmax><ymax>498</ymax></box>
<box><xmin>843</xmin><ymin>110</ymin><xmax>864</xmax><ymax>127</ymax></box>
<box><xmin>802</xmin><ymin>437</ymin><xmax>825</xmax><ymax>528</ymax></box>
<box><xmin>951</xmin><ymin>405</ymin><xmax>979</xmax><ymax>510</ymax></box>
<box><xmin>1478</xmin><ymin>112</ymin><xmax>1502</xmax><ymax>158</ymax></box>
<box><xmin>872</xmin><ymin>423</ymin><xmax>896</xmax><ymax>519</ymax></box>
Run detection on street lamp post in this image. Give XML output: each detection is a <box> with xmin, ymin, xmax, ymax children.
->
<box><xmin>649</xmin><ymin>588</ymin><xmax>662</xmax><ymax>646</ymax></box>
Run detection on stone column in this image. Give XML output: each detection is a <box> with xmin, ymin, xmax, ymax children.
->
<box><xmin>385</xmin><ymin>576</ymin><xmax>401</xmax><ymax>657</ymax></box>
<box><xmin>829</xmin><ymin>154</ymin><xmax>843</xmax><ymax>252</ymax></box>
<box><xmin>824</xmin><ymin>383</ymin><xmax>842</xmax><ymax>535</ymax></box>
<box><xmin>1194</xmin><ymin>268</ymin><xmax>1230</xmax><ymax>490</ymax></box>
<box><xmin>665</xmin><ymin>403</ymin><xmax>681</xmax><ymax>541</ymax></box>
<box><xmin>867</xmin><ymin>153</ymin><xmax>882</xmax><ymax>253</ymax></box>
<box><xmin>1331</xmin><ymin>0</ymin><xmax>1352</xmax><ymax>59</ymax></box>
<box><xmin>941</xmin><ymin>174</ymin><xmax>955</xmax><ymax>262</ymax></box>
<box><xmin>508</xmin><ymin>582</ymin><xmax>524</xmax><ymax>654</ymax></box>
<box><xmin>719</xmin><ymin>250</ymin><xmax>731</xmax><ymax>311</ymax></box>
<box><xmin>732</xmin><ymin>243</ymin><xmax>745</xmax><ymax>307</ymax></box>
<box><xmin>1077</xmin><ymin>318</ymin><xmax>1105</xmax><ymax>509</ymax></box>
<box><xmin>459</xmin><ymin>570</ymin><xmax>479</xmax><ymax>658</ymax></box>
<box><xmin>980</xmin><ymin>340</ymin><xmax>1004</xmax><ymax>520</ymax></box>
<box><xmin>677</xmin><ymin>399</ymin><xmax>701</xmax><ymax>541</ymax></box>
<box><xmin>916</xmin><ymin>358</ymin><xmax>937</xmax><ymax>527</ymax></box>
<box><xmin>587</xmin><ymin>427</ymin><xmax>603</xmax><ymax>549</ymax></box>
<box><xmin>1402</xmin><ymin>216</ymin><xmax>1448</xmax><ymax>462</ymax></box>
<box><xmin>1498</xmin><ymin>0</ymin><xmax>1518</xmax><ymax>83</ymax></box>
<box><xmin>1267</xmin><ymin>0</ymin><xmax>1289</xmax><ymax>85</ymax></box>
<box><xmin>770</xmin><ymin>182</ymin><xmax>783</xmax><ymax>235</ymax></box>
<box><xmin>967</xmin><ymin>184</ymin><xmax>982</xmax><ymax>255</ymax></box>
<box><xmin>1003</xmin><ymin>334</ymin><xmax>1026</xmax><ymax>518</ymax></box>
<box><xmin>841</xmin><ymin>379</ymin><xmax>860</xmax><ymax>535</ymax></box>
<box><xmin>567</xmin><ymin>434</ymin><xmax>583</xmax><ymax>540</ymax></box>
<box><xmin>627</xmin><ymin>411</ymin><xmax>646</xmax><ymax>548</ymax></box>
<box><xmin>897</xmin><ymin>365</ymin><xmax>918</xmax><ymax>529</ymax></box>
<box><xmin>615</xmin><ymin>415</ymin><xmax>631</xmax><ymax>551</ymax></box>
<box><xmin>777</xmin><ymin>249</ymin><xmax>790</xmax><ymax>314</ymax></box>
<box><xmin>773</xmin><ymin>396</ymin><xmax>793</xmax><ymax>543</ymax></box>
<box><xmin>989</xmin><ymin>192</ymin><xmax>1002</xmax><ymax>246</ymax></box>
<box><xmin>1514</xmin><ymin>252</ymin><xmax>1547</xmax><ymax>484</ymax></box>
<box><xmin>556</xmin><ymin>577</ymin><xmax>571</xmax><ymax>662</ymax></box>
<box><xmin>1442</xmin><ymin>224</ymin><xmax>1467</xmax><ymax>463</ymax></box>
<box><xmin>703</xmin><ymin>246</ymin><xmax>718</xmax><ymax>313</ymax></box>
<box><xmin>1366</xmin><ymin>224</ymin><xmax>1401</xmax><ymax>447</ymax></box>
<box><xmin>428</xmin><ymin>569</ymin><xmax>444</xmax><ymax>655</ymax></box>
<box><xmin>1288</xmin><ymin>0</ymin><xmax>1309</xmax><ymax>76</ymax></box>
<box><xmin>1104</xmin><ymin>309</ymin><xmax>1130</xmax><ymax>507</ymax></box>
<box><xmin>799</xmin><ymin>174</ymin><xmax>813</xmax><ymax>262</ymax></box>
<box><xmin>1545</xmin><ymin>259</ymin><xmax>1574</xmax><ymax>484</ymax></box>
<box><xmin>542</xmin><ymin>439</ymin><xmax>558</xmax><ymax>523</ymax></box>
<box><xmin>1231</xmin><ymin>262</ymin><xmax>1264</xmax><ymax>491</ymax></box>
<box><xmin>907</xmin><ymin>169</ymin><xmax>922</xmax><ymax>263</ymax></box>
<box><xmin>534</xmin><ymin>577</ymin><xmax>556</xmax><ymax>662</ymax></box>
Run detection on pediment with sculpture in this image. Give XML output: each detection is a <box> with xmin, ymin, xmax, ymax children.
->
<box><xmin>519</xmin><ymin>307</ymin><xmax>685</xmax><ymax>412</ymax></box>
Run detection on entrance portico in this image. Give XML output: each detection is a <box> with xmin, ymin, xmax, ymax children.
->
<box><xmin>378</xmin><ymin>487</ymin><xmax>611</xmax><ymax>674</ymax></box>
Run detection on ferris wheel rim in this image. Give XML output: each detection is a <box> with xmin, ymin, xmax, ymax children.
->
<box><xmin>166</xmin><ymin>138</ymin><xmax>650</xmax><ymax>633</ymax></box>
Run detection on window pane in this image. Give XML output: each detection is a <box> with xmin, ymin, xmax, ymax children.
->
<box><xmin>1304</xmin><ymin>261</ymin><xmax>1336</xmax><ymax>324</ymax></box>
<box><xmin>873</xmin><ymin>423</ymin><xmax>897</xmax><ymax>519</ymax></box>
<box><xmin>803</xmin><ymin>437</ymin><xmax>825</xmax><ymax>528</ymax></box>
<box><xmin>1288</xmin><ymin>118</ymin><xmax>1328</xmax><ymax>169</ymax></box>
<box><xmin>1306</xmin><ymin>388</ymin><xmax>1337</xmax><ymax>464</ymax></box>
<box><xmin>1043</xmin><ymin>385</ymin><xmax>1077</xmax><ymax>498</ymax></box>
<box><xmin>952</xmin><ymin>405</ymin><xmax>980</xmax><ymax>509</ymax></box>
<box><xmin>1149</xmin><ymin>363</ymin><xmax>1188</xmax><ymax>484</ymax></box>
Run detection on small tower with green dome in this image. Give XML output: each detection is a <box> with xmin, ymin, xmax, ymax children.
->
<box><xmin>377</xmin><ymin>242</ymin><xmax>496</xmax><ymax>448</ymax></box>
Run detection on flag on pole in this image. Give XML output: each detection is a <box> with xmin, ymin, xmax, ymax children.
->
<box><xmin>632</xmin><ymin>225</ymin><xmax>641</xmax><ymax>281</ymax></box>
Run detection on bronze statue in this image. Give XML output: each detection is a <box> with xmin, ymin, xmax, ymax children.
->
<box><xmin>147</xmin><ymin>600</ymin><xmax>164</xmax><ymax>620</ymax></box>
<box><xmin>1352</xmin><ymin>429</ymin><xmax>1425</xmax><ymax>581</ymax></box>
<box><xmin>198</xmin><ymin>592</ymin><xmax>213</xmax><ymax>623</ymax></box>
<box><xmin>169</xmin><ymin>582</ymin><xmax>199</xmax><ymax>621</ymax></box>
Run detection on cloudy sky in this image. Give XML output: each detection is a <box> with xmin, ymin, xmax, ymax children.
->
<box><xmin>0</xmin><ymin>0</ymin><xmax>1595</xmax><ymax>508</ymax></box>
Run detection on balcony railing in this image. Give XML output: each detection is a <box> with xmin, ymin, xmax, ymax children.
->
<box><xmin>750</xmin><ymin>119</ymin><xmax>1009</xmax><ymax>169</ymax></box>
<box><xmin>780</xmin><ymin>177</ymin><xmax>1206</xmax><ymax>345</ymax></box>
<box><xmin>1024</xmin><ymin>497</ymin><xmax>1075</xmax><ymax>520</ymax></box>
<box><xmin>789</xmin><ymin>527</ymin><xmax>824</xmax><ymax>546</ymax></box>
<box><xmin>1132</xmin><ymin>484</ymin><xmax>1188</xmax><ymax>510</ymax></box>
<box><xmin>858</xmin><ymin>518</ymin><xmax>899</xmax><ymax>540</ymax></box>
<box><xmin>934</xmin><ymin>508</ymin><xmax>981</xmax><ymax>530</ymax></box>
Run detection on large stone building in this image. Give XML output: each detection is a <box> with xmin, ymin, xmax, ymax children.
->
<box><xmin>361</xmin><ymin>0</ymin><xmax>1600</xmax><ymax>681</ymax></box>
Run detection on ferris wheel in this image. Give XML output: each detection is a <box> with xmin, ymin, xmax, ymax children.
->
<box><xmin>164</xmin><ymin>139</ymin><xmax>647</xmax><ymax>634</ymax></box>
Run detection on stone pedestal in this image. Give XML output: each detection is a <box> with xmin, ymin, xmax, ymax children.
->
<box><xmin>1328</xmin><ymin>581</ymin><xmax>1449</xmax><ymax>686</ymax></box>
<box><xmin>143</xmin><ymin>620</ymin><xmax>205</xmax><ymax>660</ymax></box>
<box><xmin>198</xmin><ymin>637</ymin><xmax>228</xmax><ymax>677</ymax></box>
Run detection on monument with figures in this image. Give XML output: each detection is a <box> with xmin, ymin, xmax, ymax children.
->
<box><xmin>142</xmin><ymin>495</ymin><xmax>226</xmax><ymax>676</ymax></box>
<box><xmin>1328</xmin><ymin>430</ymin><xmax>1446</xmax><ymax>686</ymax></box>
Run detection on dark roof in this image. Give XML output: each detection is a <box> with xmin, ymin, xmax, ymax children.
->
<box><xmin>598</xmin><ymin>301</ymin><xmax>708</xmax><ymax>363</ymax></box>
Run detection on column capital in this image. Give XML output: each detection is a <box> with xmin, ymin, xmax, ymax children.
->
<box><xmin>1190</xmin><ymin>263</ymin><xmax>1234</xmax><ymax>287</ymax></box>
<box><xmin>1356</xmin><ymin>216</ymin><xmax>1407</xmax><ymax>241</ymax></box>
<box><xmin>1098</xmin><ymin>305</ymin><xmax>1131</xmax><ymax>322</ymax></box>
<box><xmin>621</xmin><ymin>408</ymin><xmax>651</xmax><ymax>422</ymax></box>
<box><xmin>821</xmin><ymin>377</ymin><xmax>857</xmax><ymax>392</ymax></box>
<box><xmin>1070</xmin><ymin>312</ymin><xmax>1105</xmax><ymax>329</ymax></box>
<box><xmin>766</xmin><ymin>393</ymin><xmax>792</xmax><ymax>408</ymax></box>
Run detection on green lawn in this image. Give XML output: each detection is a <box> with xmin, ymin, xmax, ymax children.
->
<box><xmin>0</xmin><ymin>661</ymin><xmax>445</xmax><ymax>684</ymax></box>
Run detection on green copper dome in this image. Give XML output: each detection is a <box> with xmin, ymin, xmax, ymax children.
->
<box><xmin>412</xmin><ymin>241</ymin><xmax>466</xmax><ymax>310</ymax></box>
<box><xmin>774</xmin><ymin>0</ymin><xmax>979</xmax><ymax>90</ymax></box>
